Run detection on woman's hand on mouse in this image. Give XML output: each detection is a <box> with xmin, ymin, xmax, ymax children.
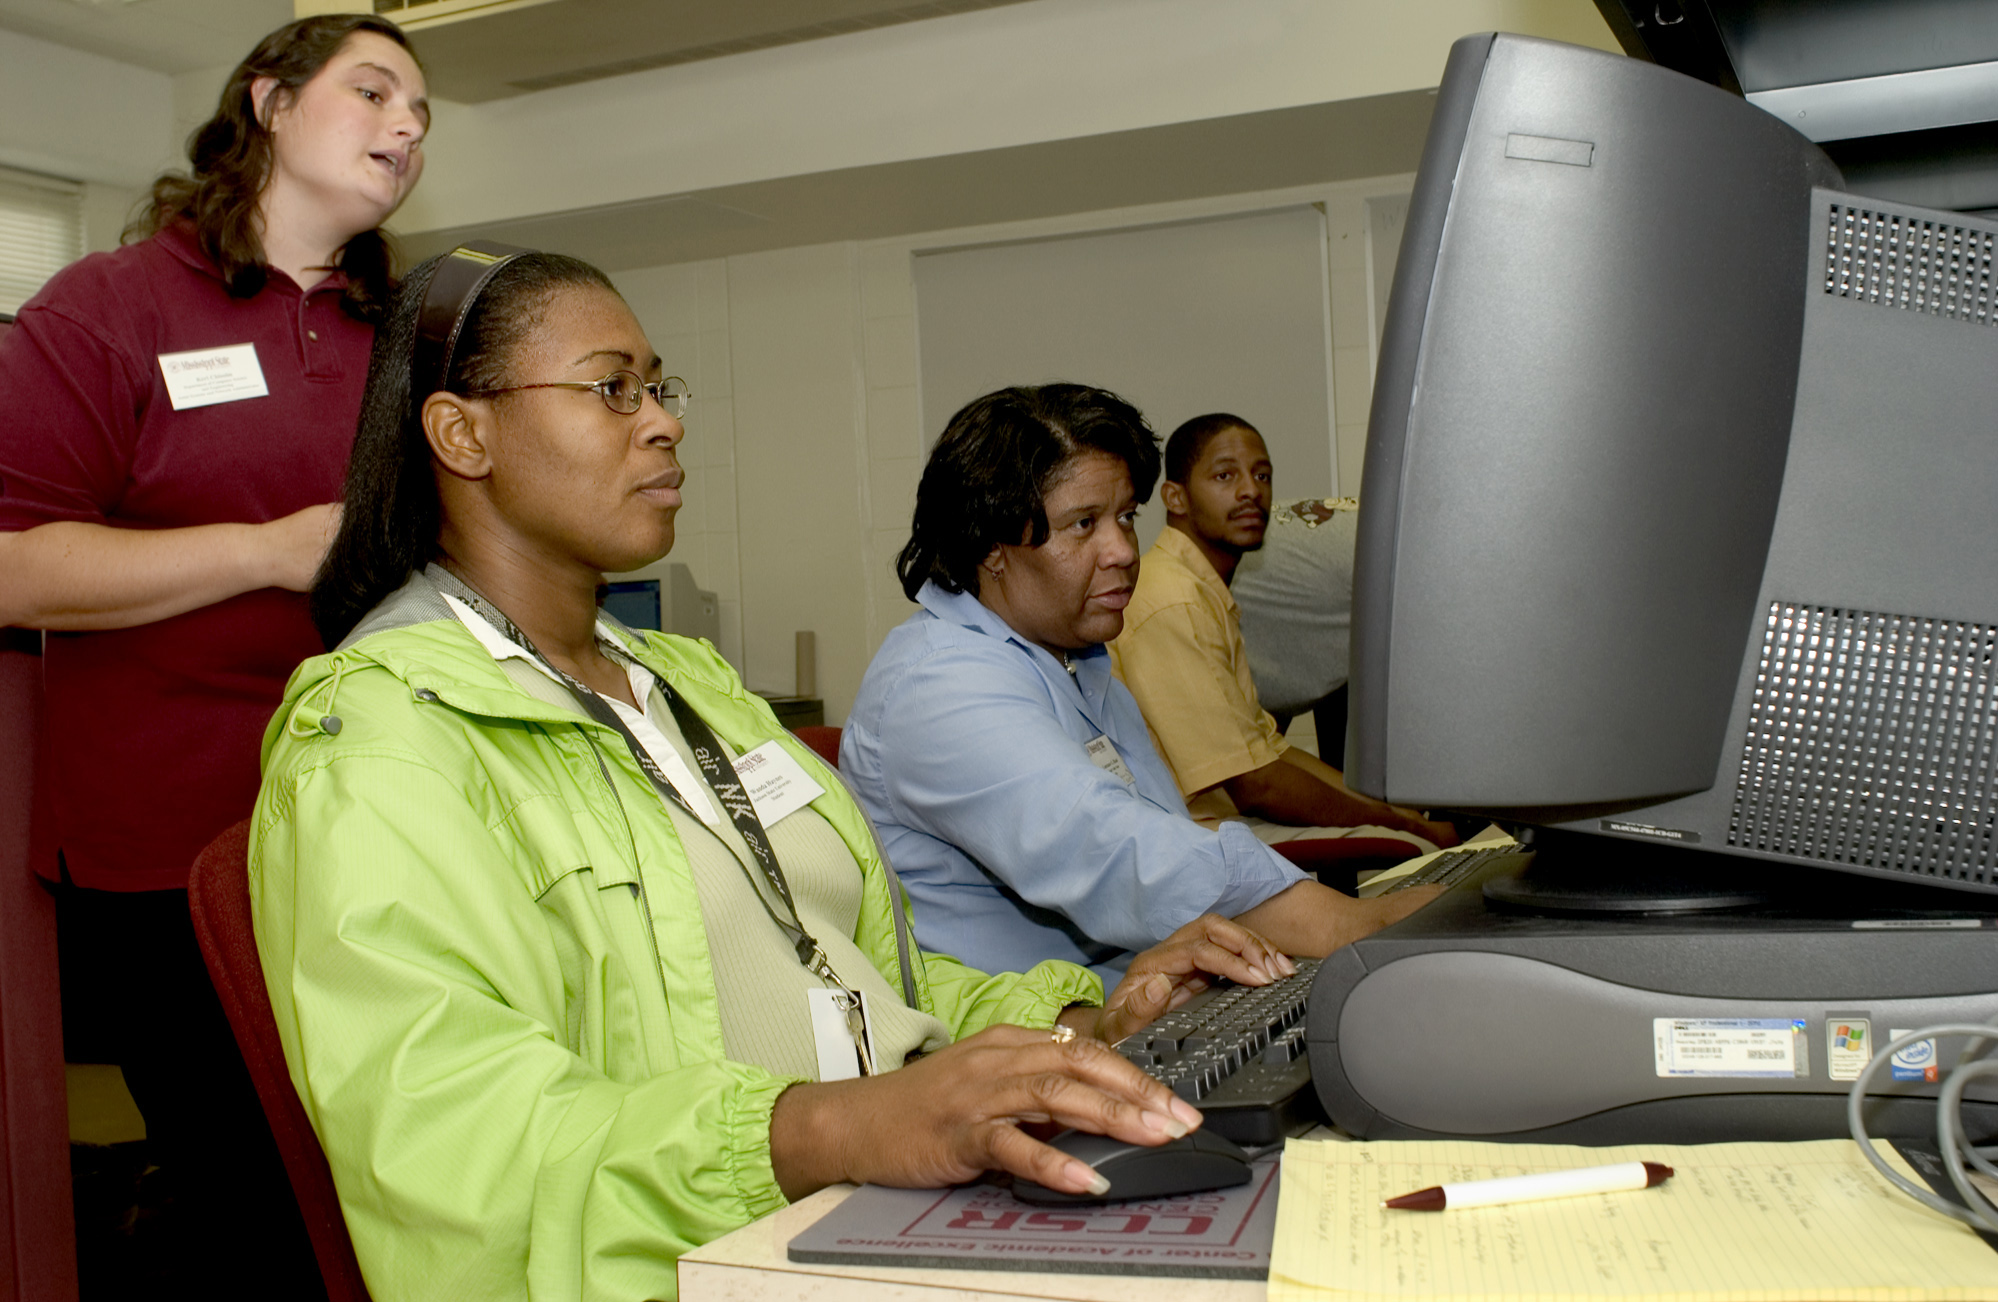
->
<box><xmin>767</xmin><ymin>1023</ymin><xmax>1202</xmax><ymax>1200</ymax></box>
<box><xmin>1064</xmin><ymin>914</ymin><xmax>1292</xmax><ymax>1046</ymax></box>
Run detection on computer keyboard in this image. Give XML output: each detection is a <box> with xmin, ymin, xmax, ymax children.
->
<box><xmin>1111</xmin><ymin>849</ymin><xmax>1525</xmax><ymax>1147</ymax></box>
<box><xmin>1114</xmin><ymin>958</ymin><xmax>1322</xmax><ymax>1148</ymax></box>
<box><xmin>1367</xmin><ymin>842</ymin><xmax>1525</xmax><ymax>895</ymax></box>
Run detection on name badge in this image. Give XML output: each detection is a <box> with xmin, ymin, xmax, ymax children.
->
<box><xmin>1084</xmin><ymin>734</ymin><xmax>1136</xmax><ymax>786</ymax></box>
<box><xmin>158</xmin><ymin>343</ymin><xmax>269</xmax><ymax>410</ymax></box>
<box><xmin>736</xmin><ymin>739</ymin><xmax>825</xmax><ymax>826</ymax></box>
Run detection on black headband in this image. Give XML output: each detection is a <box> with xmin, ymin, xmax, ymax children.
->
<box><xmin>413</xmin><ymin>241</ymin><xmax>533</xmax><ymax>400</ymax></box>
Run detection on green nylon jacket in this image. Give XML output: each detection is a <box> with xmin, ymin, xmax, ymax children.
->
<box><xmin>250</xmin><ymin>577</ymin><xmax>1103</xmax><ymax>1302</ymax></box>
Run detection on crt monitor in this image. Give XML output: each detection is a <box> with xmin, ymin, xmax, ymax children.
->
<box><xmin>1348</xmin><ymin>32</ymin><xmax>1998</xmax><ymax>898</ymax></box>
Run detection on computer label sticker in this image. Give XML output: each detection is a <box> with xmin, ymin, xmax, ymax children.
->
<box><xmin>1889</xmin><ymin>1029</ymin><xmax>1941</xmax><ymax>1083</ymax></box>
<box><xmin>1827</xmin><ymin>1017</ymin><xmax>1871</xmax><ymax>1082</ymax></box>
<box><xmin>1599</xmin><ymin>819</ymin><xmax>1701</xmax><ymax>844</ymax></box>
<box><xmin>1654</xmin><ymin>1018</ymin><xmax>1808</xmax><ymax>1078</ymax></box>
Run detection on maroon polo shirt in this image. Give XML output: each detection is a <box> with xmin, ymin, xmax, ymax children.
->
<box><xmin>0</xmin><ymin>224</ymin><xmax>370</xmax><ymax>890</ymax></box>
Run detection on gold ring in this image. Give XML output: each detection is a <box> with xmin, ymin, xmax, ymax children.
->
<box><xmin>1049</xmin><ymin>1023</ymin><xmax>1078</xmax><ymax>1045</ymax></box>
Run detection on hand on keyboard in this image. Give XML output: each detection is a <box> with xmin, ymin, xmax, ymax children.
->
<box><xmin>1114</xmin><ymin>958</ymin><xmax>1328</xmax><ymax>1146</ymax></box>
<box><xmin>1078</xmin><ymin>914</ymin><xmax>1294</xmax><ymax>1045</ymax></box>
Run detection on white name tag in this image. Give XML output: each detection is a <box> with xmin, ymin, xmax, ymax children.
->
<box><xmin>1084</xmin><ymin>734</ymin><xmax>1136</xmax><ymax>785</ymax></box>
<box><xmin>735</xmin><ymin>739</ymin><xmax>825</xmax><ymax>826</ymax></box>
<box><xmin>807</xmin><ymin>988</ymin><xmax>861</xmax><ymax>1081</ymax></box>
<box><xmin>158</xmin><ymin>343</ymin><xmax>268</xmax><ymax>410</ymax></box>
<box><xmin>806</xmin><ymin>988</ymin><xmax>880</xmax><ymax>1081</ymax></box>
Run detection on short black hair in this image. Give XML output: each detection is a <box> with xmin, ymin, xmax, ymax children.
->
<box><xmin>1164</xmin><ymin>412</ymin><xmax>1259</xmax><ymax>485</ymax></box>
<box><xmin>896</xmin><ymin>384</ymin><xmax>1161</xmax><ymax>601</ymax></box>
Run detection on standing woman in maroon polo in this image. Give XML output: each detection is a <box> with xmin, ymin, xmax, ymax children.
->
<box><xmin>0</xmin><ymin>16</ymin><xmax>427</xmax><ymax>1294</ymax></box>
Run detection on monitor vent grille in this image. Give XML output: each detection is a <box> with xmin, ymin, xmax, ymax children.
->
<box><xmin>1823</xmin><ymin>204</ymin><xmax>1996</xmax><ymax>326</ymax></box>
<box><xmin>1729</xmin><ymin>602</ymin><xmax>1996</xmax><ymax>885</ymax></box>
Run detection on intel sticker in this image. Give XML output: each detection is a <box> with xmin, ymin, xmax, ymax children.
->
<box><xmin>1889</xmin><ymin>1029</ymin><xmax>1940</xmax><ymax>1083</ymax></box>
<box><xmin>1655</xmin><ymin>1017</ymin><xmax>1808</xmax><ymax>1078</ymax></box>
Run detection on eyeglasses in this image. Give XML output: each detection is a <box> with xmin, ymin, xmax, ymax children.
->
<box><xmin>472</xmin><ymin>371</ymin><xmax>690</xmax><ymax>419</ymax></box>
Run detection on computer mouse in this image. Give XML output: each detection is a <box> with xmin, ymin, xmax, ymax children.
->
<box><xmin>1009</xmin><ymin>1128</ymin><xmax>1254</xmax><ymax>1205</ymax></box>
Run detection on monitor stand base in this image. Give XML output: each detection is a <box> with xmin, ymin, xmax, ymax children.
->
<box><xmin>1481</xmin><ymin>828</ymin><xmax>1883</xmax><ymax>916</ymax></box>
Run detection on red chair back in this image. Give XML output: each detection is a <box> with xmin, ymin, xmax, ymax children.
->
<box><xmin>187</xmin><ymin>821</ymin><xmax>372</xmax><ymax>1302</ymax></box>
<box><xmin>791</xmin><ymin>724</ymin><xmax>843</xmax><ymax>769</ymax></box>
<box><xmin>0</xmin><ymin>627</ymin><xmax>77</xmax><ymax>1302</ymax></box>
<box><xmin>1270</xmin><ymin>835</ymin><xmax>1424</xmax><ymax>894</ymax></box>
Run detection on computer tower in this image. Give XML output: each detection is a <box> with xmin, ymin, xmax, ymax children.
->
<box><xmin>1306</xmin><ymin>855</ymin><xmax>1998</xmax><ymax>1142</ymax></box>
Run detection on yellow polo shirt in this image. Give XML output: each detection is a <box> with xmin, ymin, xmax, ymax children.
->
<box><xmin>1109</xmin><ymin>526</ymin><xmax>1289</xmax><ymax>825</ymax></box>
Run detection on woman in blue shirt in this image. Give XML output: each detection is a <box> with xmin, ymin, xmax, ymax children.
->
<box><xmin>842</xmin><ymin>385</ymin><xmax>1439</xmax><ymax>980</ymax></box>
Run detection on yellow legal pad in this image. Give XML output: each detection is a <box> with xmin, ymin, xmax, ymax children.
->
<box><xmin>1268</xmin><ymin>1137</ymin><xmax>1998</xmax><ymax>1301</ymax></box>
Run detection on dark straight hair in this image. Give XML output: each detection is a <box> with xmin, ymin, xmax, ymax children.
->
<box><xmin>310</xmin><ymin>250</ymin><xmax>618</xmax><ymax>645</ymax></box>
<box><xmin>896</xmin><ymin>384</ymin><xmax>1161</xmax><ymax>601</ymax></box>
<box><xmin>128</xmin><ymin>15</ymin><xmax>417</xmax><ymax>324</ymax></box>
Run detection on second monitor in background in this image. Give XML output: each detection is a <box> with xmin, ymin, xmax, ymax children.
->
<box><xmin>601</xmin><ymin>561</ymin><xmax>720</xmax><ymax>644</ymax></box>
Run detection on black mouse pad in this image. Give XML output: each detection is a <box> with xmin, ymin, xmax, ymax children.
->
<box><xmin>785</xmin><ymin>1154</ymin><xmax>1281</xmax><ymax>1279</ymax></box>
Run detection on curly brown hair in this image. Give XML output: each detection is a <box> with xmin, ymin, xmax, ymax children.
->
<box><xmin>127</xmin><ymin>14</ymin><xmax>419</xmax><ymax>323</ymax></box>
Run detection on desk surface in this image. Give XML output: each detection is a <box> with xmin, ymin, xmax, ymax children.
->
<box><xmin>679</xmin><ymin>1184</ymin><xmax>1270</xmax><ymax>1302</ymax></box>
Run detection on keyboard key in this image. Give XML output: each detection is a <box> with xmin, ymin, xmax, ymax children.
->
<box><xmin>1118</xmin><ymin>958</ymin><xmax>1323</xmax><ymax>1145</ymax></box>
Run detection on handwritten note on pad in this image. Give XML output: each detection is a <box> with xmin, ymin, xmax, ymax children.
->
<box><xmin>1269</xmin><ymin>1138</ymin><xmax>1998</xmax><ymax>1301</ymax></box>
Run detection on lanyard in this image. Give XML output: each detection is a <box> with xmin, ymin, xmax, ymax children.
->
<box><xmin>430</xmin><ymin>570</ymin><xmax>847</xmax><ymax>996</ymax></box>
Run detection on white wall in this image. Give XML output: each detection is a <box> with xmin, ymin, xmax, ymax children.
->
<box><xmin>79</xmin><ymin>183</ymin><xmax>139</xmax><ymax>255</ymax></box>
<box><xmin>0</xmin><ymin>29</ymin><xmax>207</xmax><ymax>255</ymax></box>
<box><xmin>913</xmin><ymin>206</ymin><xmax>1342</xmax><ymax>545</ymax></box>
<box><xmin>605</xmin><ymin>259</ymin><xmax>743</xmax><ymax>667</ymax></box>
<box><xmin>0</xmin><ymin>27</ymin><xmax>175</xmax><ymax>190</ymax></box>
<box><xmin>449</xmin><ymin>0</ymin><xmax>1615</xmax><ymax>723</ymax></box>
<box><xmin>396</xmin><ymin>0</ymin><xmax>1615</xmax><ymax>238</ymax></box>
<box><xmin>726</xmin><ymin>246</ymin><xmax>877</xmax><ymax>717</ymax></box>
<box><xmin>611</xmin><ymin>174</ymin><xmax>1413</xmax><ymax>723</ymax></box>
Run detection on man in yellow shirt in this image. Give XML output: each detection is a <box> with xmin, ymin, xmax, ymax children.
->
<box><xmin>1109</xmin><ymin>413</ymin><xmax>1455</xmax><ymax>854</ymax></box>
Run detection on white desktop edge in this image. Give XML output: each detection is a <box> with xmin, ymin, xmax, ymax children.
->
<box><xmin>678</xmin><ymin>1182</ymin><xmax>1268</xmax><ymax>1302</ymax></box>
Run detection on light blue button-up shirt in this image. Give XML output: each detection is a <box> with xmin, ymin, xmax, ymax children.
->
<box><xmin>841</xmin><ymin>581</ymin><xmax>1306</xmax><ymax>982</ymax></box>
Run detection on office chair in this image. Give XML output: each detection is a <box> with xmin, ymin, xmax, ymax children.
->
<box><xmin>1258</xmin><ymin>834</ymin><xmax>1412</xmax><ymax>894</ymax></box>
<box><xmin>187</xmin><ymin>821</ymin><xmax>372</xmax><ymax>1302</ymax></box>
<box><xmin>0</xmin><ymin>626</ymin><xmax>78</xmax><ymax>1302</ymax></box>
<box><xmin>790</xmin><ymin>724</ymin><xmax>844</xmax><ymax>769</ymax></box>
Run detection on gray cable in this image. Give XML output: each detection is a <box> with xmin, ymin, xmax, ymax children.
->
<box><xmin>1846</xmin><ymin>1023</ymin><xmax>1998</xmax><ymax>1233</ymax></box>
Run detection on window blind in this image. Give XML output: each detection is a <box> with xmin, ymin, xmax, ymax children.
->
<box><xmin>0</xmin><ymin>167</ymin><xmax>84</xmax><ymax>316</ymax></box>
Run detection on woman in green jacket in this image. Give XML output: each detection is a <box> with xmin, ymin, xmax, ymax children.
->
<box><xmin>252</xmin><ymin>245</ymin><xmax>1288</xmax><ymax>1301</ymax></box>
